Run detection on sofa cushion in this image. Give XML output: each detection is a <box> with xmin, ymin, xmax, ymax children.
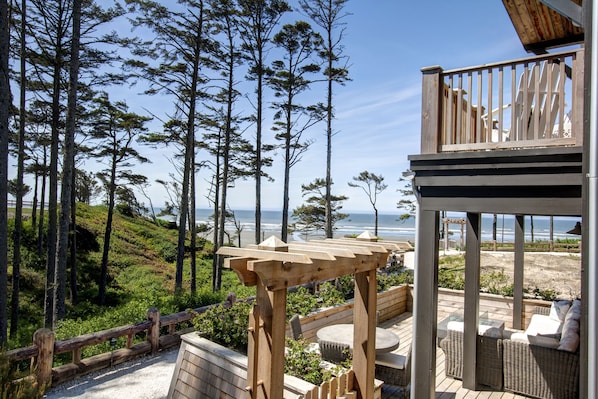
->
<box><xmin>558</xmin><ymin>332</ymin><xmax>579</xmax><ymax>352</ymax></box>
<box><xmin>567</xmin><ymin>299</ymin><xmax>581</xmax><ymax>321</ymax></box>
<box><xmin>525</xmin><ymin>314</ymin><xmax>562</xmax><ymax>336</ymax></box>
<box><xmin>558</xmin><ymin>310</ymin><xmax>581</xmax><ymax>352</ymax></box>
<box><xmin>510</xmin><ymin>332</ymin><xmax>560</xmax><ymax>348</ymax></box>
<box><xmin>549</xmin><ymin>300</ymin><xmax>571</xmax><ymax>323</ymax></box>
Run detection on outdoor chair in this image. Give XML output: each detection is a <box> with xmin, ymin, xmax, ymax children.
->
<box><xmin>289</xmin><ymin>314</ymin><xmax>303</xmax><ymax>340</ymax></box>
<box><xmin>439</xmin><ymin>323</ymin><xmax>504</xmax><ymax>390</ymax></box>
<box><xmin>481</xmin><ymin>60</ymin><xmax>567</xmax><ymax>143</ymax></box>
<box><xmin>374</xmin><ymin>346</ymin><xmax>411</xmax><ymax>387</ymax></box>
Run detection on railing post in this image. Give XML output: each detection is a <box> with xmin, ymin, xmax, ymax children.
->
<box><xmin>33</xmin><ymin>328</ymin><xmax>54</xmax><ymax>391</ymax></box>
<box><xmin>421</xmin><ymin>66</ymin><xmax>443</xmax><ymax>154</ymax></box>
<box><xmin>147</xmin><ymin>307</ymin><xmax>160</xmax><ymax>355</ymax></box>
<box><xmin>573</xmin><ymin>48</ymin><xmax>584</xmax><ymax>146</ymax></box>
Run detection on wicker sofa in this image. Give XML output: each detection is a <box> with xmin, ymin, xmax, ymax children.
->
<box><xmin>502</xmin><ymin>301</ymin><xmax>581</xmax><ymax>399</ymax></box>
<box><xmin>440</xmin><ymin>300</ymin><xmax>581</xmax><ymax>398</ymax></box>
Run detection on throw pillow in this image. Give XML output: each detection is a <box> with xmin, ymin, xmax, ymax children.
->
<box><xmin>558</xmin><ymin>331</ymin><xmax>580</xmax><ymax>352</ymax></box>
<box><xmin>549</xmin><ymin>300</ymin><xmax>571</xmax><ymax>323</ymax></box>
<box><xmin>558</xmin><ymin>318</ymin><xmax>580</xmax><ymax>352</ymax></box>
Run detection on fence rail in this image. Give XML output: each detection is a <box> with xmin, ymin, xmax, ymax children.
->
<box><xmin>6</xmin><ymin>304</ymin><xmax>214</xmax><ymax>389</ymax></box>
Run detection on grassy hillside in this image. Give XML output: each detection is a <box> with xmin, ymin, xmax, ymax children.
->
<box><xmin>7</xmin><ymin>203</ymin><xmax>253</xmax><ymax>348</ymax></box>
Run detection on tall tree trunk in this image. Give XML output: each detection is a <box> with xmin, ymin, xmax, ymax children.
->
<box><xmin>255</xmin><ymin>63</ymin><xmax>263</xmax><ymax>244</ymax></box>
<box><xmin>69</xmin><ymin>181</ymin><xmax>78</xmax><ymax>304</ymax></box>
<box><xmin>44</xmin><ymin>50</ymin><xmax>63</xmax><ymax>329</ymax></box>
<box><xmin>216</xmin><ymin>26</ymin><xmax>236</xmax><ymax>292</ymax></box>
<box><xmin>281</xmin><ymin>121</ymin><xmax>291</xmax><ymax>243</ymax></box>
<box><xmin>175</xmin><ymin>3</ymin><xmax>203</xmax><ymax>292</ymax></box>
<box><xmin>31</xmin><ymin>170</ymin><xmax>38</xmax><ymax>229</ymax></box>
<box><xmin>37</xmin><ymin>155</ymin><xmax>47</xmax><ymax>257</ymax></box>
<box><xmin>11</xmin><ymin>0</ymin><xmax>28</xmax><ymax>338</ymax></box>
<box><xmin>0</xmin><ymin>0</ymin><xmax>11</xmax><ymax>345</ymax></box>
<box><xmin>212</xmin><ymin>142</ymin><xmax>221</xmax><ymax>292</ymax></box>
<box><xmin>492</xmin><ymin>214</ymin><xmax>498</xmax><ymax>241</ymax></box>
<box><xmin>374</xmin><ymin>206</ymin><xmax>379</xmax><ymax>236</ymax></box>
<box><xmin>324</xmin><ymin>32</ymin><xmax>333</xmax><ymax>239</ymax></box>
<box><xmin>99</xmin><ymin>155</ymin><xmax>117</xmax><ymax>306</ymax></box>
<box><xmin>56</xmin><ymin>0</ymin><xmax>80</xmax><ymax>320</ymax></box>
<box><xmin>190</xmin><ymin>156</ymin><xmax>196</xmax><ymax>295</ymax></box>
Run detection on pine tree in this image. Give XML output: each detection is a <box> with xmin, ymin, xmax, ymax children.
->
<box><xmin>348</xmin><ymin>171</ymin><xmax>387</xmax><ymax>236</ymax></box>
<box><xmin>237</xmin><ymin>0</ymin><xmax>290</xmax><ymax>244</ymax></box>
<box><xmin>89</xmin><ymin>94</ymin><xmax>150</xmax><ymax>305</ymax></box>
<box><xmin>299</xmin><ymin>0</ymin><xmax>350</xmax><ymax>239</ymax></box>
<box><xmin>269</xmin><ymin>21</ymin><xmax>325</xmax><ymax>242</ymax></box>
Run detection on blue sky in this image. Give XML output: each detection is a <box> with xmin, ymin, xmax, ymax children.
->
<box><xmin>13</xmin><ymin>1</ymin><xmax>535</xmax><ymax>214</ymax></box>
<box><xmin>210</xmin><ymin>0</ymin><xmax>529</xmax><ymax>213</ymax></box>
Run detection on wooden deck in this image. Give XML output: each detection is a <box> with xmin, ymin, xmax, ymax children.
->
<box><xmin>377</xmin><ymin>312</ymin><xmax>528</xmax><ymax>399</ymax></box>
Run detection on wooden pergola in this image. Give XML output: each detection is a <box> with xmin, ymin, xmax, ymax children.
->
<box><xmin>217</xmin><ymin>236</ymin><xmax>400</xmax><ymax>399</ymax></box>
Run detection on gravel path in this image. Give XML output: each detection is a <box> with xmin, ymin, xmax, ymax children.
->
<box><xmin>42</xmin><ymin>348</ymin><xmax>179</xmax><ymax>399</ymax></box>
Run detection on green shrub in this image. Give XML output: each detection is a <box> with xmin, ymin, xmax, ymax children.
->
<box><xmin>0</xmin><ymin>349</ymin><xmax>42</xmax><ymax>399</ymax></box>
<box><xmin>318</xmin><ymin>282</ymin><xmax>345</xmax><ymax>308</ymax></box>
<box><xmin>192</xmin><ymin>301</ymin><xmax>252</xmax><ymax>353</ymax></box>
<box><xmin>157</xmin><ymin>241</ymin><xmax>177</xmax><ymax>263</ymax></box>
<box><xmin>286</xmin><ymin>287</ymin><xmax>318</xmax><ymax>319</ymax></box>
<box><xmin>377</xmin><ymin>269</ymin><xmax>413</xmax><ymax>291</ymax></box>
<box><xmin>284</xmin><ymin>338</ymin><xmax>332</xmax><ymax>385</ymax></box>
<box><xmin>480</xmin><ymin>270</ymin><xmax>512</xmax><ymax>296</ymax></box>
<box><xmin>438</xmin><ymin>266</ymin><xmax>465</xmax><ymax>290</ymax></box>
<box><xmin>336</xmin><ymin>275</ymin><xmax>354</xmax><ymax>299</ymax></box>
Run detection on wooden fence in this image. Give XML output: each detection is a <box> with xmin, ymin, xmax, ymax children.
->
<box><xmin>304</xmin><ymin>369</ymin><xmax>383</xmax><ymax>399</ymax></box>
<box><xmin>6</xmin><ymin>304</ymin><xmax>213</xmax><ymax>390</ymax></box>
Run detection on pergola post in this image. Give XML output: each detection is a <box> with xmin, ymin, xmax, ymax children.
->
<box><xmin>463</xmin><ymin>212</ymin><xmax>481</xmax><ymax>390</ymax></box>
<box><xmin>411</xmin><ymin>208</ymin><xmax>439</xmax><ymax>399</ymax></box>
<box><xmin>246</xmin><ymin>280</ymin><xmax>287</xmax><ymax>399</ymax></box>
<box><xmin>353</xmin><ymin>269</ymin><xmax>377</xmax><ymax>399</ymax></box>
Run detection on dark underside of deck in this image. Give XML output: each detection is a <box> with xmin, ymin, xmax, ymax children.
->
<box><xmin>408</xmin><ymin>146</ymin><xmax>583</xmax><ymax>216</ymax></box>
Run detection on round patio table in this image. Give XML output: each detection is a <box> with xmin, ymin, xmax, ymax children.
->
<box><xmin>316</xmin><ymin>324</ymin><xmax>400</xmax><ymax>355</ymax></box>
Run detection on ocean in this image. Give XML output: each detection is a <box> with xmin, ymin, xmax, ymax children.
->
<box><xmin>192</xmin><ymin>209</ymin><xmax>581</xmax><ymax>243</ymax></box>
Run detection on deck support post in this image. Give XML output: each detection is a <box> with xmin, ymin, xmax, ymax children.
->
<box><xmin>463</xmin><ymin>212</ymin><xmax>481</xmax><ymax>390</ymax></box>
<box><xmin>513</xmin><ymin>215</ymin><xmax>525</xmax><ymax>330</ymax></box>
<box><xmin>411</xmin><ymin>207</ymin><xmax>439</xmax><ymax>399</ymax></box>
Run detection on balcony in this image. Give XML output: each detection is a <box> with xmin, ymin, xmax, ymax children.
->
<box><xmin>409</xmin><ymin>50</ymin><xmax>584</xmax><ymax>217</ymax></box>
<box><xmin>420</xmin><ymin>49</ymin><xmax>583</xmax><ymax>154</ymax></box>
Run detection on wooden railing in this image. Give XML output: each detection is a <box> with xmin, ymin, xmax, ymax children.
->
<box><xmin>421</xmin><ymin>49</ymin><xmax>584</xmax><ymax>153</ymax></box>
<box><xmin>5</xmin><ymin>304</ymin><xmax>215</xmax><ymax>390</ymax></box>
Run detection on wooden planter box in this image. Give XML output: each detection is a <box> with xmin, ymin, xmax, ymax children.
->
<box><xmin>168</xmin><ymin>333</ymin><xmax>383</xmax><ymax>399</ymax></box>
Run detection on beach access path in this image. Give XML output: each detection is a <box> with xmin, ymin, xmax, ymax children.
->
<box><xmin>42</xmin><ymin>348</ymin><xmax>178</xmax><ymax>399</ymax></box>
